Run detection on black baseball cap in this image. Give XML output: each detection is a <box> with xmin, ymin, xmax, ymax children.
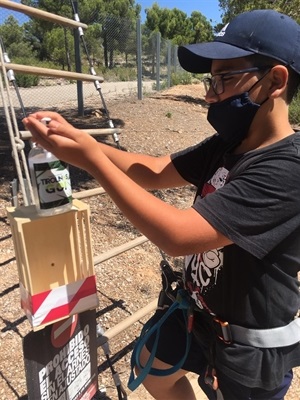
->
<box><xmin>178</xmin><ymin>9</ymin><xmax>300</xmax><ymax>75</ymax></box>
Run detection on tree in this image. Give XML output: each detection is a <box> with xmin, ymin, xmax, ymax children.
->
<box><xmin>143</xmin><ymin>4</ymin><xmax>213</xmax><ymax>79</ymax></box>
<box><xmin>21</xmin><ymin>0</ymin><xmax>74</xmax><ymax>65</ymax></box>
<box><xmin>190</xmin><ymin>11</ymin><xmax>214</xmax><ymax>43</ymax></box>
<box><xmin>0</xmin><ymin>16</ymin><xmax>25</xmax><ymax>49</ymax></box>
<box><xmin>44</xmin><ymin>27</ymin><xmax>74</xmax><ymax>70</ymax></box>
<box><xmin>98</xmin><ymin>0</ymin><xmax>141</xmax><ymax>68</ymax></box>
<box><xmin>218</xmin><ymin>0</ymin><xmax>300</xmax><ymax>24</ymax></box>
<box><xmin>144</xmin><ymin>3</ymin><xmax>213</xmax><ymax>45</ymax></box>
<box><xmin>0</xmin><ymin>16</ymin><xmax>35</xmax><ymax>59</ymax></box>
<box><xmin>145</xmin><ymin>4</ymin><xmax>190</xmax><ymax>44</ymax></box>
<box><xmin>21</xmin><ymin>0</ymin><xmax>141</xmax><ymax>69</ymax></box>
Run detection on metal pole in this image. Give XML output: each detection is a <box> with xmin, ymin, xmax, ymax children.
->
<box><xmin>73</xmin><ymin>1</ymin><xmax>84</xmax><ymax>116</ymax></box>
<box><xmin>136</xmin><ymin>18</ymin><xmax>143</xmax><ymax>100</ymax></box>
<box><xmin>167</xmin><ymin>40</ymin><xmax>171</xmax><ymax>88</ymax></box>
<box><xmin>174</xmin><ymin>44</ymin><xmax>178</xmax><ymax>73</ymax></box>
<box><xmin>156</xmin><ymin>32</ymin><xmax>161</xmax><ymax>91</ymax></box>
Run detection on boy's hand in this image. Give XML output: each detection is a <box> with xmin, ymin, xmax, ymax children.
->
<box><xmin>23</xmin><ymin>111</ymin><xmax>98</xmax><ymax>171</ymax></box>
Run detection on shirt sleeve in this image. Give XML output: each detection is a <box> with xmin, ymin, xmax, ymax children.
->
<box><xmin>171</xmin><ymin>134</ymin><xmax>228</xmax><ymax>187</ymax></box>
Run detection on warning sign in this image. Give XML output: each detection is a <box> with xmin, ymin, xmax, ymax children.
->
<box><xmin>51</xmin><ymin>315</ymin><xmax>78</xmax><ymax>349</ymax></box>
<box><xmin>23</xmin><ymin>310</ymin><xmax>98</xmax><ymax>400</ymax></box>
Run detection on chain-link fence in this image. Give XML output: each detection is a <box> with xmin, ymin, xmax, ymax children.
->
<box><xmin>0</xmin><ymin>4</ymin><xmax>186</xmax><ymax>117</ymax></box>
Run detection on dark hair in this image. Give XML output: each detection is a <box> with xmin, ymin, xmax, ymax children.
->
<box><xmin>247</xmin><ymin>54</ymin><xmax>300</xmax><ymax>103</ymax></box>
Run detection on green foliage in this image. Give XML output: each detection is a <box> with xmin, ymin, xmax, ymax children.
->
<box><xmin>44</xmin><ymin>27</ymin><xmax>74</xmax><ymax>70</ymax></box>
<box><xmin>159</xmin><ymin>71</ymin><xmax>193</xmax><ymax>90</ymax></box>
<box><xmin>116</xmin><ymin>67</ymin><xmax>136</xmax><ymax>81</ymax></box>
<box><xmin>289</xmin><ymin>90</ymin><xmax>300</xmax><ymax>126</ymax></box>
<box><xmin>218</xmin><ymin>0</ymin><xmax>300</xmax><ymax>24</ymax></box>
<box><xmin>0</xmin><ymin>16</ymin><xmax>24</xmax><ymax>46</ymax></box>
<box><xmin>0</xmin><ymin>15</ymin><xmax>36</xmax><ymax>60</ymax></box>
<box><xmin>11</xmin><ymin>55</ymin><xmax>40</xmax><ymax>87</ymax></box>
<box><xmin>144</xmin><ymin>3</ymin><xmax>213</xmax><ymax>45</ymax></box>
<box><xmin>190</xmin><ymin>11</ymin><xmax>214</xmax><ymax>43</ymax></box>
<box><xmin>6</xmin><ymin>41</ymin><xmax>36</xmax><ymax>59</ymax></box>
<box><xmin>21</xmin><ymin>0</ymin><xmax>141</xmax><ymax>69</ymax></box>
<box><xmin>170</xmin><ymin>71</ymin><xmax>193</xmax><ymax>86</ymax></box>
<box><xmin>98</xmin><ymin>66</ymin><xmax>137</xmax><ymax>82</ymax></box>
<box><xmin>15</xmin><ymin>72</ymin><xmax>40</xmax><ymax>88</ymax></box>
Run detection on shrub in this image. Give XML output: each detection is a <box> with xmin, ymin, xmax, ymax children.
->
<box><xmin>170</xmin><ymin>71</ymin><xmax>193</xmax><ymax>86</ymax></box>
<box><xmin>289</xmin><ymin>90</ymin><xmax>300</xmax><ymax>127</ymax></box>
<box><xmin>158</xmin><ymin>71</ymin><xmax>193</xmax><ymax>90</ymax></box>
<box><xmin>15</xmin><ymin>73</ymin><xmax>40</xmax><ymax>88</ymax></box>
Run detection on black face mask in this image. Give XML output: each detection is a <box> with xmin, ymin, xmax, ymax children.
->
<box><xmin>207</xmin><ymin>91</ymin><xmax>261</xmax><ymax>145</ymax></box>
<box><xmin>207</xmin><ymin>71</ymin><xmax>270</xmax><ymax>145</ymax></box>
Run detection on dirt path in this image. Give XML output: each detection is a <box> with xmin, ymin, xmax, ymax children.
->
<box><xmin>0</xmin><ymin>80</ymin><xmax>155</xmax><ymax>108</ymax></box>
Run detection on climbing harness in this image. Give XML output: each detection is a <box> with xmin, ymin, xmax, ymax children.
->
<box><xmin>128</xmin><ymin>256</ymin><xmax>193</xmax><ymax>391</ymax></box>
<box><xmin>211</xmin><ymin>315</ymin><xmax>300</xmax><ymax>348</ymax></box>
<box><xmin>128</xmin><ymin>254</ymin><xmax>222</xmax><ymax>398</ymax></box>
<box><xmin>128</xmin><ymin>287</ymin><xmax>192</xmax><ymax>391</ymax></box>
<box><xmin>203</xmin><ymin>365</ymin><xmax>225</xmax><ymax>400</ymax></box>
<box><xmin>127</xmin><ymin>252</ymin><xmax>300</xmax><ymax>398</ymax></box>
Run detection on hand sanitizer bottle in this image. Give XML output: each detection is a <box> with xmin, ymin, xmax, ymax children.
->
<box><xmin>28</xmin><ymin>117</ymin><xmax>73</xmax><ymax>216</ymax></box>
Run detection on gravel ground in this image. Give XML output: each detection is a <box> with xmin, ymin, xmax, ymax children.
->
<box><xmin>0</xmin><ymin>84</ymin><xmax>299</xmax><ymax>399</ymax></box>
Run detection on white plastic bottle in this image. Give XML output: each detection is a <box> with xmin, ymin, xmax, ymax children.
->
<box><xmin>28</xmin><ymin>118</ymin><xmax>73</xmax><ymax>216</ymax></box>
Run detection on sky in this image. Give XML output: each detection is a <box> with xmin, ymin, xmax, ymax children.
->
<box><xmin>0</xmin><ymin>0</ymin><xmax>222</xmax><ymax>26</ymax></box>
<box><xmin>138</xmin><ymin>0</ymin><xmax>222</xmax><ymax>25</ymax></box>
<box><xmin>0</xmin><ymin>0</ymin><xmax>24</xmax><ymax>24</ymax></box>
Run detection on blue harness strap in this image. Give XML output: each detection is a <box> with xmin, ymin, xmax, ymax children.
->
<box><xmin>128</xmin><ymin>289</ymin><xmax>192</xmax><ymax>391</ymax></box>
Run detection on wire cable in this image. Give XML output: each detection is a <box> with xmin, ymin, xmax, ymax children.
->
<box><xmin>97</xmin><ymin>324</ymin><xmax>128</xmax><ymax>400</ymax></box>
<box><xmin>70</xmin><ymin>0</ymin><xmax>120</xmax><ymax>148</ymax></box>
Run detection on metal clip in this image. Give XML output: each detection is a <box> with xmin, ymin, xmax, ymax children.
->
<box><xmin>213</xmin><ymin>317</ymin><xmax>232</xmax><ymax>344</ymax></box>
<box><xmin>205</xmin><ymin>366</ymin><xmax>219</xmax><ymax>391</ymax></box>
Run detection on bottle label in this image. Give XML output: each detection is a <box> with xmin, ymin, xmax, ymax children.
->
<box><xmin>33</xmin><ymin>160</ymin><xmax>72</xmax><ymax>209</ymax></box>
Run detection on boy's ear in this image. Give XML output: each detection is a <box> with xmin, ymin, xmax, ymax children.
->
<box><xmin>268</xmin><ymin>65</ymin><xmax>289</xmax><ymax>98</ymax></box>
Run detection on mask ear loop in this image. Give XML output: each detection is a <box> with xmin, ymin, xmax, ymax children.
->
<box><xmin>247</xmin><ymin>67</ymin><xmax>273</xmax><ymax>106</ymax></box>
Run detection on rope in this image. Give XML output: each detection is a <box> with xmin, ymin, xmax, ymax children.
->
<box><xmin>0</xmin><ymin>40</ymin><xmax>34</xmax><ymax>206</ymax></box>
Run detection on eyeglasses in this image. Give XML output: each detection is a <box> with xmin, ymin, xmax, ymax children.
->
<box><xmin>202</xmin><ymin>66</ymin><xmax>272</xmax><ymax>95</ymax></box>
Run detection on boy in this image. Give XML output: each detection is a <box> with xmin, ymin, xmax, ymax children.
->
<box><xmin>24</xmin><ymin>9</ymin><xmax>300</xmax><ymax>399</ymax></box>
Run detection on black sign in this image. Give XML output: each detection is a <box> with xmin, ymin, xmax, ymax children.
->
<box><xmin>23</xmin><ymin>310</ymin><xmax>98</xmax><ymax>400</ymax></box>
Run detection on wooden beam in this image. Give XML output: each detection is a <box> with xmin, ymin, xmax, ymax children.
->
<box><xmin>19</xmin><ymin>128</ymin><xmax>121</xmax><ymax>140</ymax></box>
<box><xmin>0</xmin><ymin>0</ymin><xmax>88</xmax><ymax>29</ymax></box>
<box><xmin>0</xmin><ymin>62</ymin><xmax>103</xmax><ymax>82</ymax></box>
<box><xmin>97</xmin><ymin>299</ymin><xmax>157</xmax><ymax>344</ymax></box>
<box><xmin>73</xmin><ymin>188</ymin><xmax>106</xmax><ymax>199</ymax></box>
<box><xmin>20</xmin><ymin>128</ymin><xmax>122</xmax><ymax>140</ymax></box>
<box><xmin>94</xmin><ymin>236</ymin><xmax>149</xmax><ymax>265</ymax></box>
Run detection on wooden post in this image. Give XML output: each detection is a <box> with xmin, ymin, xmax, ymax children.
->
<box><xmin>0</xmin><ymin>62</ymin><xmax>104</xmax><ymax>82</ymax></box>
<box><xmin>7</xmin><ymin>199</ymin><xmax>99</xmax><ymax>330</ymax></box>
<box><xmin>0</xmin><ymin>0</ymin><xmax>88</xmax><ymax>29</ymax></box>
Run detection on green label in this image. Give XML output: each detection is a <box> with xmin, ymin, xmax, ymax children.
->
<box><xmin>34</xmin><ymin>161</ymin><xmax>72</xmax><ymax>210</ymax></box>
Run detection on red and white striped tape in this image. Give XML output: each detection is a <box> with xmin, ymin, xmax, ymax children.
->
<box><xmin>20</xmin><ymin>276</ymin><xmax>98</xmax><ymax>327</ymax></box>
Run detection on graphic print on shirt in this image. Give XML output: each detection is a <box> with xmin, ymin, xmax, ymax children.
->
<box><xmin>185</xmin><ymin>167</ymin><xmax>229</xmax><ymax>312</ymax></box>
